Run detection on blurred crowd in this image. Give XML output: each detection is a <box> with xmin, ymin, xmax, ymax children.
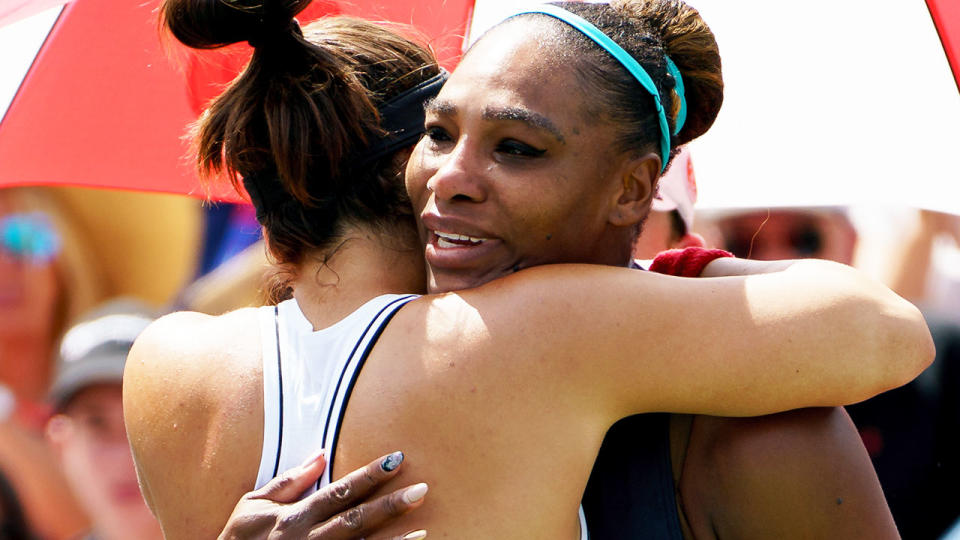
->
<box><xmin>0</xmin><ymin>152</ymin><xmax>958</xmax><ymax>538</ymax></box>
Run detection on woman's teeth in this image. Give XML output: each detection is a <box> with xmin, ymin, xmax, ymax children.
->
<box><xmin>435</xmin><ymin>231</ymin><xmax>486</xmax><ymax>248</ymax></box>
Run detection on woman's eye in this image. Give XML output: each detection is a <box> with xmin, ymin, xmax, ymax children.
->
<box><xmin>425</xmin><ymin>126</ymin><xmax>452</xmax><ymax>144</ymax></box>
<box><xmin>496</xmin><ymin>140</ymin><xmax>546</xmax><ymax>158</ymax></box>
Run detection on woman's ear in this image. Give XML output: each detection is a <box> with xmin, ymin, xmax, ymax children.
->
<box><xmin>608</xmin><ymin>153</ymin><xmax>659</xmax><ymax>227</ymax></box>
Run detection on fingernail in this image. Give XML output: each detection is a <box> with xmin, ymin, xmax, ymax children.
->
<box><xmin>402</xmin><ymin>530</ymin><xmax>427</xmax><ymax>540</ymax></box>
<box><xmin>401</xmin><ymin>483</ymin><xmax>428</xmax><ymax>504</ymax></box>
<box><xmin>381</xmin><ymin>451</ymin><xmax>404</xmax><ymax>472</ymax></box>
<box><xmin>299</xmin><ymin>448</ymin><xmax>326</xmax><ymax>469</ymax></box>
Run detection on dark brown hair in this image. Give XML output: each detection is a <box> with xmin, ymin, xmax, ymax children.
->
<box><xmin>161</xmin><ymin>0</ymin><xmax>440</xmax><ymax>300</ymax></box>
<box><xmin>512</xmin><ymin>0</ymin><xmax>723</xmax><ymax>170</ymax></box>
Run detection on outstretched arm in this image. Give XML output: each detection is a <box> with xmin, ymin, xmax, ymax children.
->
<box><xmin>443</xmin><ymin>257</ymin><xmax>933</xmax><ymax>420</ymax></box>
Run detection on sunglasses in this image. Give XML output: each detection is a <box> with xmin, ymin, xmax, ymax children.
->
<box><xmin>0</xmin><ymin>212</ymin><xmax>61</xmax><ymax>264</ymax></box>
<box><xmin>723</xmin><ymin>222</ymin><xmax>823</xmax><ymax>260</ymax></box>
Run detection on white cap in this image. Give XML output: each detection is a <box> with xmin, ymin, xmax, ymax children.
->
<box><xmin>652</xmin><ymin>147</ymin><xmax>697</xmax><ymax>231</ymax></box>
<box><xmin>49</xmin><ymin>299</ymin><xmax>156</xmax><ymax>409</ymax></box>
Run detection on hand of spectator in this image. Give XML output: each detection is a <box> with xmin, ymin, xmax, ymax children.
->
<box><xmin>218</xmin><ymin>450</ymin><xmax>427</xmax><ymax>540</ymax></box>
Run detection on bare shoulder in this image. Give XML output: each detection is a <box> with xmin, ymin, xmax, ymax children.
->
<box><xmin>123</xmin><ymin>307</ymin><xmax>266</xmax><ymax>539</ymax></box>
<box><xmin>679</xmin><ymin>409</ymin><xmax>897</xmax><ymax>539</ymax></box>
<box><xmin>134</xmin><ymin>308</ymin><xmax>258</xmax><ymax>354</ymax></box>
<box><xmin>124</xmin><ymin>308</ymin><xmax>263</xmax><ymax>418</ymax></box>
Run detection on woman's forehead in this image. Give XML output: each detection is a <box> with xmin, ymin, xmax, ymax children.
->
<box><xmin>442</xmin><ymin>29</ymin><xmax>582</xmax><ymax>109</ymax></box>
<box><xmin>464</xmin><ymin>19</ymin><xmax>567</xmax><ymax>72</ymax></box>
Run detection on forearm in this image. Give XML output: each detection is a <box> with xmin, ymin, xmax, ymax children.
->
<box><xmin>756</xmin><ymin>260</ymin><xmax>931</xmax><ymax>405</ymax></box>
<box><xmin>451</xmin><ymin>261</ymin><xmax>934</xmax><ymax>421</ymax></box>
<box><xmin>703</xmin><ymin>257</ymin><xmax>934</xmax><ymax>403</ymax></box>
<box><xmin>699</xmin><ymin>256</ymin><xmax>795</xmax><ymax>277</ymax></box>
<box><xmin>654</xmin><ymin>249</ymin><xmax>932</xmax><ymax>404</ymax></box>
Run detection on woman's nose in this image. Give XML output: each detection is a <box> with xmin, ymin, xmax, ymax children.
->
<box><xmin>426</xmin><ymin>142</ymin><xmax>486</xmax><ymax>204</ymax></box>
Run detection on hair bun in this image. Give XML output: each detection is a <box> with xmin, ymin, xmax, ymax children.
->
<box><xmin>247</xmin><ymin>18</ymin><xmax>303</xmax><ymax>49</ymax></box>
<box><xmin>623</xmin><ymin>0</ymin><xmax>723</xmax><ymax>145</ymax></box>
<box><xmin>162</xmin><ymin>0</ymin><xmax>311</xmax><ymax>50</ymax></box>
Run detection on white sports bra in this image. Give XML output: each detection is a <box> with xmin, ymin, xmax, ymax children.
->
<box><xmin>254</xmin><ymin>294</ymin><xmax>588</xmax><ymax>539</ymax></box>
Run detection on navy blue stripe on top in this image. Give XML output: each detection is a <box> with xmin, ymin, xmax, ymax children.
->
<box><xmin>272</xmin><ymin>305</ymin><xmax>284</xmax><ymax>478</ymax></box>
<box><xmin>317</xmin><ymin>294</ymin><xmax>416</xmax><ymax>489</ymax></box>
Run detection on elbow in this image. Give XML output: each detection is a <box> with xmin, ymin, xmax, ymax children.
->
<box><xmin>871</xmin><ymin>298</ymin><xmax>935</xmax><ymax>397</ymax></box>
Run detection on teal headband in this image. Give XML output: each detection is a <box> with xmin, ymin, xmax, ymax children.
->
<box><xmin>512</xmin><ymin>4</ymin><xmax>681</xmax><ymax>171</ymax></box>
<box><xmin>664</xmin><ymin>56</ymin><xmax>687</xmax><ymax>135</ymax></box>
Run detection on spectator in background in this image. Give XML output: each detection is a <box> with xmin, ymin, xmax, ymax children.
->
<box><xmin>0</xmin><ymin>396</ymin><xmax>86</xmax><ymax>539</ymax></box>
<box><xmin>887</xmin><ymin>209</ymin><xmax>960</xmax><ymax>323</ymax></box>
<box><xmin>705</xmin><ymin>206</ymin><xmax>857</xmax><ymax>263</ymax></box>
<box><xmin>45</xmin><ymin>300</ymin><xmax>162</xmax><ymax>540</ymax></box>
<box><xmin>0</xmin><ymin>187</ymin><xmax>105</xmax><ymax>412</ymax></box>
<box><xmin>705</xmin><ymin>206</ymin><xmax>960</xmax><ymax>539</ymax></box>
<box><xmin>0</xmin><ymin>187</ymin><xmax>104</xmax><ymax>539</ymax></box>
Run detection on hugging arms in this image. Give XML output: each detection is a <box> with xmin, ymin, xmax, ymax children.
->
<box><xmin>126</xmin><ymin>1</ymin><xmax>933</xmax><ymax>538</ymax></box>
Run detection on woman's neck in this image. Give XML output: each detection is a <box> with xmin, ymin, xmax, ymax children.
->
<box><xmin>290</xmin><ymin>224</ymin><xmax>426</xmax><ymax>330</ymax></box>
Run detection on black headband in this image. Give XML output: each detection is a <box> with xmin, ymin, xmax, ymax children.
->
<box><xmin>242</xmin><ymin>69</ymin><xmax>449</xmax><ymax>222</ymax></box>
<box><xmin>361</xmin><ymin>69</ymin><xmax>449</xmax><ymax>164</ymax></box>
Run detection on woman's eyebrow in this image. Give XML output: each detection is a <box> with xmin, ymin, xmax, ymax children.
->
<box><xmin>424</xmin><ymin>99</ymin><xmax>566</xmax><ymax>145</ymax></box>
<box><xmin>482</xmin><ymin>105</ymin><xmax>565</xmax><ymax>144</ymax></box>
<box><xmin>424</xmin><ymin>97</ymin><xmax>453</xmax><ymax>116</ymax></box>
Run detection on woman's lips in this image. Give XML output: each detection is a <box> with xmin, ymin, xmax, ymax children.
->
<box><xmin>425</xmin><ymin>229</ymin><xmax>503</xmax><ymax>271</ymax></box>
<box><xmin>434</xmin><ymin>230</ymin><xmax>488</xmax><ymax>248</ymax></box>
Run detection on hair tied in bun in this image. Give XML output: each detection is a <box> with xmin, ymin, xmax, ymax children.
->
<box><xmin>247</xmin><ymin>16</ymin><xmax>302</xmax><ymax>49</ymax></box>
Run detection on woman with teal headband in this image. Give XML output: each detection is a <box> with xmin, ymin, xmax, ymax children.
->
<box><xmin>128</xmin><ymin>0</ymin><xmax>929</xmax><ymax>538</ymax></box>
<box><xmin>404</xmin><ymin>3</ymin><xmax>904</xmax><ymax>537</ymax></box>
<box><xmin>514</xmin><ymin>3</ymin><xmax>680</xmax><ymax>172</ymax></box>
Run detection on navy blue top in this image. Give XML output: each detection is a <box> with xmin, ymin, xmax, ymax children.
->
<box><xmin>582</xmin><ymin>261</ymin><xmax>685</xmax><ymax>539</ymax></box>
<box><xmin>581</xmin><ymin>413</ymin><xmax>683</xmax><ymax>538</ymax></box>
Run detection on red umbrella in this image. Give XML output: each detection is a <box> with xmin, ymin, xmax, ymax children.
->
<box><xmin>0</xmin><ymin>0</ymin><xmax>474</xmax><ymax>202</ymax></box>
<box><xmin>928</xmin><ymin>0</ymin><xmax>960</xmax><ymax>93</ymax></box>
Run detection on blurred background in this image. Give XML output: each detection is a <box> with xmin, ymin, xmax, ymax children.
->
<box><xmin>0</xmin><ymin>0</ymin><xmax>957</xmax><ymax>538</ymax></box>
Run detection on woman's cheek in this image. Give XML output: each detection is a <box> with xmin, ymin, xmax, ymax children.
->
<box><xmin>405</xmin><ymin>145</ymin><xmax>435</xmax><ymax>206</ymax></box>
